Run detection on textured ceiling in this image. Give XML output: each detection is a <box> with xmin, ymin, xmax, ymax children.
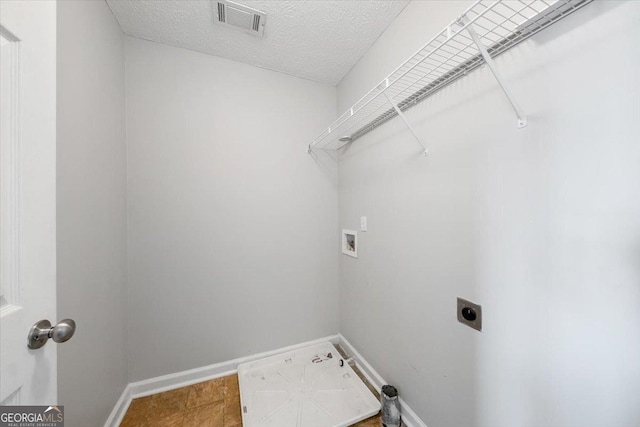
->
<box><xmin>106</xmin><ymin>0</ymin><xmax>410</xmax><ymax>85</ymax></box>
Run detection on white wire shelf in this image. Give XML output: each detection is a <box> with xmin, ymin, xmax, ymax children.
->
<box><xmin>309</xmin><ymin>0</ymin><xmax>593</xmax><ymax>154</ymax></box>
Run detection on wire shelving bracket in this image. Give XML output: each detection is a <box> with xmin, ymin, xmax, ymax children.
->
<box><xmin>381</xmin><ymin>79</ymin><xmax>429</xmax><ymax>156</ymax></box>
<box><xmin>461</xmin><ymin>15</ymin><xmax>528</xmax><ymax>129</ymax></box>
<box><xmin>308</xmin><ymin>0</ymin><xmax>593</xmax><ymax>155</ymax></box>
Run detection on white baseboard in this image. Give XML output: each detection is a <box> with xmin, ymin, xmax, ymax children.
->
<box><xmin>103</xmin><ymin>384</ymin><xmax>132</xmax><ymax>427</ymax></box>
<box><xmin>338</xmin><ymin>334</ymin><xmax>427</xmax><ymax>427</ymax></box>
<box><xmin>104</xmin><ymin>333</ymin><xmax>427</xmax><ymax>427</ymax></box>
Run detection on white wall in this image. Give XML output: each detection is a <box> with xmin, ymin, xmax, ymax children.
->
<box><xmin>125</xmin><ymin>37</ymin><xmax>338</xmax><ymax>382</ymax></box>
<box><xmin>57</xmin><ymin>1</ymin><xmax>128</xmax><ymax>425</ymax></box>
<box><xmin>338</xmin><ymin>2</ymin><xmax>640</xmax><ymax>427</ymax></box>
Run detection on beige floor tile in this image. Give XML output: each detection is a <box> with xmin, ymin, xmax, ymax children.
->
<box><xmin>182</xmin><ymin>401</ymin><xmax>224</xmax><ymax>427</ymax></box>
<box><xmin>223</xmin><ymin>396</ymin><xmax>242</xmax><ymax>427</ymax></box>
<box><xmin>120</xmin><ymin>413</ymin><xmax>148</xmax><ymax>427</ymax></box>
<box><xmin>223</xmin><ymin>375</ymin><xmax>239</xmax><ymax>399</ymax></box>
<box><xmin>186</xmin><ymin>377</ymin><xmax>226</xmax><ymax>409</ymax></box>
<box><xmin>148</xmin><ymin>387</ymin><xmax>190</xmax><ymax>419</ymax></box>
<box><xmin>147</xmin><ymin>412</ymin><xmax>184</xmax><ymax>427</ymax></box>
<box><xmin>120</xmin><ymin>396</ymin><xmax>153</xmax><ymax>427</ymax></box>
<box><xmin>353</xmin><ymin>417</ymin><xmax>382</xmax><ymax>426</ymax></box>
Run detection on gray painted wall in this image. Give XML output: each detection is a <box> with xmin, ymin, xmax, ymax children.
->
<box><xmin>56</xmin><ymin>1</ymin><xmax>128</xmax><ymax>426</ymax></box>
<box><xmin>338</xmin><ymin>1</ymin><xmax>640</xmax><ymax>427</ymax></box>
<box><xmin>125</xmin><ymin>37</ymin><xmax>339</xmax><ymax>382</ymax></box>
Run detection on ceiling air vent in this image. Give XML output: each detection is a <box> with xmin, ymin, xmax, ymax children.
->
<box><xmin>214</xmin><ymin>0</ymin><xmax>266</xmax><ymax>37</ymax></box>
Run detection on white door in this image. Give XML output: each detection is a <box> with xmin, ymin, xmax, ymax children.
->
<box><xmin>0</xmin><ymin>0</ymin><xmax>58</xmax><ymax>405</ymax></box>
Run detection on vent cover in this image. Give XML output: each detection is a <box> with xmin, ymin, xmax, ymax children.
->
<box><xmin>214</xmin><ymin>0</ymin><xmax>266</xmax><ymax>37</ymax></box>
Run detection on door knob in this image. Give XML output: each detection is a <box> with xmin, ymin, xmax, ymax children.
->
<box><xmin>27</xmin><ymin>319</ymin><xmax>76</xmax><ymax>349</ymax></box>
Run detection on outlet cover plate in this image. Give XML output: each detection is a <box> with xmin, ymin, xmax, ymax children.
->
<box><xmin>457</xmin><ymin>297</ymin><xmax>482</xmax><ymax>331</ymax></box>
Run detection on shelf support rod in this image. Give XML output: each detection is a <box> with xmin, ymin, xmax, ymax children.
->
<box><xmin>462</xmin><ymin>16</ymin><xmax>528</xmax><ymax>128</ymax></box>
<box><xmin>382</xmin><ymin>90</ymin><xmax>428</xmax><ymax>156</ymax></box>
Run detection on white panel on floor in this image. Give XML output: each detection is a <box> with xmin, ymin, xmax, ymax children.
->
<box><xmin>238</xmin><ymin>342</ymin><xmax>380</xmax><ymax>427</ymax></box>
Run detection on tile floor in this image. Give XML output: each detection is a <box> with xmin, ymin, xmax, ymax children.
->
<box><xmin>120</xmin><ymin>365</ymin><xmax>383</xmax><ymax>426</ymax></box>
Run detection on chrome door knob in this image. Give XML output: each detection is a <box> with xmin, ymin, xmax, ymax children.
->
<box><xmin>51</xmin><ymin>319</ymin><xmax>76</xmax><ymax>343</ymax></box>
<box><xmin>28</xmin><ymin>319</ymin><xmax>76</xmax><ymax>349</ymax></box>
